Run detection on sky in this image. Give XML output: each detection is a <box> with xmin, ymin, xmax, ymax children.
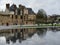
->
<box><xmin>0</xmin><ymin>0</ymin><xmax>60</xmax><ymax>15</ymax></box>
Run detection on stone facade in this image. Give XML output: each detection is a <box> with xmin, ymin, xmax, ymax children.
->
<box><xmin>0</xmin><ymin>14</ymin><xmax>36</xmax><ymax>26</ymax></box>
<box><xmin>0</xmin><ymin>4</ymin><xmax>36</xmax><ymax>26</ymax></box>
<box><xmin>0</xmin><ymin>4</ymin><xmax>36</xmax><ymax>33</ymax></box>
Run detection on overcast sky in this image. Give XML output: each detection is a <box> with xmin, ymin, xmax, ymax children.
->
<box><xmin>0</xmin><ymin>0</ymin><xmax>60</xmax><ymax>15</ymax></box>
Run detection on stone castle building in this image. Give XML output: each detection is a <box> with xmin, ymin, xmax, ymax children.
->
<box><xmin>0</xmin><ymin>4</ymin><xmax>36</xmax><ymax>26</ymax></box>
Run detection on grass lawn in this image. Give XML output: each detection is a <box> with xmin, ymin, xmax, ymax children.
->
<box><xmin>36</xmin><ymin>24</ymin><xmax>60</xmax><ymax>26</ymax></box>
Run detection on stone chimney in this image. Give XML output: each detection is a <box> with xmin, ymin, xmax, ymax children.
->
<box><xmin>14</xmin><ymin>4</ymin><xmax>17</xmax><ymax>10</ymax></box>
<box><xmin>5</xmin><ymin>4</ymin><xmax>10</xmax><ymax>13</ymax></box>
<box><xmin>19</xmin><ymin>4</ymin><xmax>22</xmax><ymax>9</ymax></box>
<box><xmin>13</xmin><ymin>4</ymin><xmax>17</xmax><ymax>15</ymax></box>
<box><xmin>19</xmin><ymin>4</ymin><xmax>25</xmax><ymax>8</ymax></box>
<box><xmin>6</xmin><ymin>4</ymin><xmax>10</xmax><ymax>9</ymax></box>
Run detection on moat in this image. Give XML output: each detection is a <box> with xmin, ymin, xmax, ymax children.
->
<box><xmin>0</xmin><ymin>28</ymin><xmax>60</xmax><ymax>45</ymax></box>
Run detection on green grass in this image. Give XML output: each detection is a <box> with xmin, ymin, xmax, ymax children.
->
<box><xmin>13</xmin><ymin>24</ymin><xmax>60</xmax><ymax>29</ymax></box>
<box><xmin>37</xmin><ymin>24</ymin><xmax>60</xmax><ymax>26</ymax></box>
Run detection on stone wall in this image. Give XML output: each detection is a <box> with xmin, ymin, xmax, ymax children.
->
<box><xmin>0</xmin><ymin>14</ymin><xmax>36</xmax><ymax>26</ymax></box>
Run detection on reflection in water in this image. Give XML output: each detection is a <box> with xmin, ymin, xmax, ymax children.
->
<box><xmin>6</xmin><ymin>28</ymin><xmax>37</xmax><ymax>44</ymax></box>
<box><xmin>0</xmin><ymin>28</ymin><xmax>60</xmax><ymax>45</ymax></box>
<box><xmin>37</xmin><ymin>28</ymin><xmax>47</xmax><ymax>37</ymax></box>
<box><xmin>49</xmin><ymin>28</ymin><xmax>60</xmax><ymax>32</ymax></box>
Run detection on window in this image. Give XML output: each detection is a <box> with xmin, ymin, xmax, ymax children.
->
<box><xmin>2</xmin><ymin>23</ymin><xmax>4</xmax><ymax>25</ymax></box>
<box><xmin>14</xmin><ymin>23</ymin><xmax>17</xmax><ymax>25</ymax></box>
<box><xmin>12</xmin><ymin>29</ymin><xmax>13</xmax><ymax>33</ymax></box>
<box><xmin>18</xmin><ymin>9</ymin><xmax>20</xmax><ymax>15</ymax></box>
<box><xmin>24</xmin><ymin>16</ymin><xmax>25</xmax><ymax>19</ymax></box>
<box><xmin>21</xmin><ymin>16</ymin><xmax>23</xmax><ymax>19</ymax></box>
<box><xmin>26</xmin><ymin>22</ymin><xmax>28</xmax><ymax>24</ymax></box>
<box><xmin>15</xmin><ymin>15</ymin><xmax>17</xmax><ymax>19</ymax></box>
<box><xmin>59</xmin><ymin>19</ymin><xmax>60</xmax><ymax>21</ymax></box>
<box><xmin>6</xmin><ymin>23</ymin><xmax>9</xmax><ymax>26</ymax></box>
<box><xmin>15</xmin><ymin>29</ymin><xmax>18</xmax><ymax>32</ymax></box>
<box><xmin>12</xmin><ymin>15</ymin><xmax>13</xmax><ymax>19</ymax></box>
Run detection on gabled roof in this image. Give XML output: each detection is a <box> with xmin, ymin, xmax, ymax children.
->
<box><xmin>27</xmin><ymin>8</ymin><xmax>36</xmax><ymax>15</ymax></box>
<box><xmin>9</xmin><ymin>4</ymin><xmax>17</xmax><ymax>11</ymax></box>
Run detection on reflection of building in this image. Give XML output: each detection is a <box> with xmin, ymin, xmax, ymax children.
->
<box><xmin>0</xmin><ymin>28</ymin><xmax>47</xmax><ymax>44</ymax></box>
<box><xmin>5</xmin><ymin>28</ymin><xmax>47</xmax><ymax>44</ymax></box>
<box><xmin>5</xmin><ymin>29</ymin><xmax>36</xmax><ymax>44</ymax></box>
<box><xmin>0</xmin><ymin>4</ymin><xmax>36</xmax><ymax>26</ymax></box>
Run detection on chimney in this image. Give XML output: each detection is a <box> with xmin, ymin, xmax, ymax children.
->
<box><xmin>13</xmin><ymin>4</ymin><xmax>17</xmax><ymax>15</ymax></box>
<box><xmin>6</xmin><ymin>4</ymin><xmax>10</xmax><ymax>9</ymax></box>
<box><xmin>14</xmin><ymin>4</ymin><xmax>17</xmax><ymax>10</ymax></box>
<box><xmin>19</xmin><ymin>4</ymin><xmax>22</xmax><ymax>8</ymax></box>
<box><xmin>22</xmin><ymin>6</ymin><xmax>25</xmax><ymax>8</ymax></box>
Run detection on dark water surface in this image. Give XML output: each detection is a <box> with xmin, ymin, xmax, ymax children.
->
<box><xmin>0</xmin><ymin>28</ymin><xmax>60</xmax><ymax>45</ymax></box>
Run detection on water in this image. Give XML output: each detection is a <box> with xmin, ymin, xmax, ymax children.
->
<box><xmin>0</xmin><ymin>28</ymin><xmax>60</xmax><ymax>45</ymax></box>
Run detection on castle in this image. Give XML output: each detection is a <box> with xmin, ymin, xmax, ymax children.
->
<box><xmin>0</xmin><ymin>4</ymin><xmax>36</xmax><ymax>26</ymax></box>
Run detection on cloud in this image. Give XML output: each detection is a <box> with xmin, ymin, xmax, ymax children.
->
<box><xmin>0</xmin><ymin>0</ymin><xmax>13</xmax><ymax>11</ymax></box>
<box><xmin>0</xmin><ymin>0</ymin><xmax>33</xmax><ymax>11</ymax></box>
<box><xmin>0</xmin><ymin>0</ymin><xmax>60</xmax><ymax>15</ymax></box>
<box><xmin>29</xmin><ymin>0</ymin><xmax>60</xmax><ymax>15</ymax></box>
